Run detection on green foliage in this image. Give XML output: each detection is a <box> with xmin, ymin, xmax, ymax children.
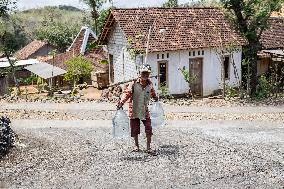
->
<box><xmin>220</xmin><ymin>0</ymin><xmax>284</xmax><ymax>94</ymax></box>
<box><xmin>0</xmin><ymin>0</ymin><xmax>16</xmax><ymax>17</ymax></box>
<box><xmin>158</xmin><ymin>82</ymin><xmax>172</xmax><ymax>99</ymax></box>
<box><xmin>17</xmin><ymin>75</ymin><xmax>37</xmax><ymax>85</ymax></box>
<box><xmin>162</xmin><ymin>0</ymin><xmax>179</xmax><ymax>8</ymax></box>
<box><xmin>127</xmin><ymin>48</ymin><xmax>141</xmax><ymax>59</ymax></box>
<box><xmin>86</xmin><ymin>41</ymin><xmax>98</xmax><ymax>52</ymax></box>
<box><xmin>254</xmin><ymin>75</ymin><xmax>272</xmax><ymax>99</ymax></box>
<box><xmin>96</xmin><ymin>8</ymin><xmax>110</xmax><ymax>35</ymax></box>
<box><xmin>127</xmin><ymin>37</ymin><xmax>133</xmax><ymax>44</ymax></box>
<box><xmin>16</xmin><ymin>6</ymin><xmax>93</xmax><ymax>51</ymax></box>
<box><xmin>34</xmin><ymin>18</ymin><xmax>79</xmax><ymax>52</ymax></box>
<box><xmin>99</xmin><ymin>59</ymin><xmax>108</xmax><ymax>64</ymax></box>
<box><xmin>80</xmin><ymin>0</ymin><xmax>107</xmax><ymax>33</ymax></box>
<box><xmin>225</xmin><ymin>84</ymin><xmax>238</xmax><ymax>99</ymax></box>
<box><xmin>64</xmin><ymin>55</ymin><xmax>93</xmax><ymax>93</ymax></box>
<box><xmin>181</xmin><ymin>0</ymin><xmax>221</xmax><ymax>7</ymax></box>
<box><xmin>0</xmin><ymin>15</ymin><xmax>27</xmax><ymax>55</ymax></box>
<box><xmin>179</xmin><ymin>67</ymin><xmax>197</xmax><ymax>84</ymax></box>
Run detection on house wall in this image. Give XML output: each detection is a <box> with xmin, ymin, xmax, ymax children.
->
<box><xmin>147</xmin><ymin>48</ymin><xmax>242</xmax><ymax>96</ymax></box>
<box><xmin>107</xmin><ymin>22</ymin><xmax>138</xmax><ymax>83</ymax></box>
<box><xmin>0</xmin><ymin>76</ymin><xmax>8</xmax><ymax>96</ymax></box>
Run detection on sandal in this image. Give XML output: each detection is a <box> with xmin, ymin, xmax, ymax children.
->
<box><xmin>131</xmin><ymin>148</ymin><xmax>141</xmax><ymax>152</ymax></box>
<box><xmin>144</xmin><ymin>149</ymin><xmax>157</xmax><ymax>156</ymax></box>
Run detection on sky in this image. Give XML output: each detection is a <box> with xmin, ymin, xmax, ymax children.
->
<box><xmin>17</xmin><ymin>0</ymin><xmax>192</xmax><ymax>10</ymax></box>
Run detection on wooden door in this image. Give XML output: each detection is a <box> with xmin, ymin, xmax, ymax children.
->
<box><xmin>109</xmin><ymin>54</ymin><xmax>114</xmax><ymax>83</ymax></box>
<box><xmin>189</xmin><ymin>58</ymin><xmax>203</xmax><ymax>96</ymax></box>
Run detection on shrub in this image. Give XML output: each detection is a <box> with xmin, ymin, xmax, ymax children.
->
<box><xmin>0</xmin><ymin>117</ymin><xmax>15</xmax><ymax>158</ymax></box>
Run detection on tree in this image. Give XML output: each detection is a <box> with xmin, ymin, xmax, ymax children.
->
<box><xmin>96</xmin><ymin>8</ymin><xmax>110</xmax><ymax>36</ymax></box>
<box><xmin>181</xmin><ymin>0</ymin><xmax>221</xmax><ymax>7</ymax></box>
<box><xmin>64</xmin><ymin>55</ymin><xmax>93</xmax><ymax>94</ymax></box>
<box><xmin>220</xmin><ymin>0</ymin><xmax>284</xmax><ymax>95</ymax></box>
<box><xmin>34</xmin><ymin>7</ymin><xmax>80</xmax><ymax>52</ymax></box>
<box><xmin>179</xmin><ymin>67</ymin><xmax>197</xmax><ymax>99</ymax></box>
<box><xmin>0</xmin><ymin>0</ymin><xmax>16</xmax><ymax>17</ymax></box>
<box><xmin>162</xmin><ymin>0</ymin><xmax>179</xmax><ymax>8</ymax></box>
<box><xmin>80</xmin><ymin>0</ymin><xmax>106</xmax><ymax>34</ymax></box>
<box><xmin>35</xmin><ymin>22</ymin><xmax>76</xmax><ymax>52</ymax></box>
<box><xmin>0</xmin><ymin>15</ymin><xmax>28</xmax><ymax>95</ymax></box>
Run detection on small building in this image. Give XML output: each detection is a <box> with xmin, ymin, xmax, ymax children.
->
<box><xmin>50</xmin><ymin>26</ymin><xmax>109</xmax><ymax>89</ymax></box>
<box><xmin>99</xmin><ymin>8</ymin><xmax>245</xmax><ymax>96</ymax></box>
<box><xmin>258</xmin><ymin>17</ymin><xmax>284</xmax><ymax>76</ymax></box>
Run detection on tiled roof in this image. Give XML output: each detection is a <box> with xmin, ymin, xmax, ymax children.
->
<box><xmin>49</xmin><ymin>26</ymin><xmax>108</xmax><ymax>73</ymax></box>
<box><xmin>261</xmin><ymin>17</ymin><xmax>284</xmax><ymax>49</ymax></box>
<box><xmin>15</xmin><ymin>40</ymin><xmax>48</xmax><ymax>60</ymax></box>
<box><xmin>49</xmin><ymin>47</ymin><xmax>108</xmax><ymax>73</ymax></box>
<box><xmin>68</xmin><ymin>26</ymin><xmax>97</xmax><ymax>54</ymax></box>
<box><xmin>99</xmin><ymin>8</ymin><xmax>245</xmax><ymax>52</ymax></box>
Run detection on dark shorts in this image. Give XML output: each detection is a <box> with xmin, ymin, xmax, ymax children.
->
<box><xmin>130</xmin><ymin>118</ymin><xmax>152</xmax><ymax>137</ymax></box>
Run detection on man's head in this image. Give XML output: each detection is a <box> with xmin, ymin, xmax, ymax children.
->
<box><xmin>139</xmin><ymin>64</ymin><xmax>151</xmax><ymax>80</ymax></box>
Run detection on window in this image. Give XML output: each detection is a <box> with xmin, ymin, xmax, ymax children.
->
<box><xmin>189</xmin><ymin>52</ymin><xmax>191</xmax><ymax>56</ymax></box>
<box><xmin>198</xmin><ymin>51</ymin><xmax>200</xmax><ymax>55</ymax></box>
<box><xmin>157</xmin><ymin>54</ymin><xmax>159</xmax><ymax>59</ymax></box>
<box><xmin>193</xmin><ymin>51</ymin><xmax>195</xmax><ymax>56</ymax></box>
<box><xmin>167</xmin><ymin>53</ymin><xmax>169</xmax><ymax>58</ymax></box>
<box><xmin>224</xmin><ymin>56</ymin><xmax>230</xmax><ymax>80</ymax></box>
<box><xmin>202</xmin><ymin>50</ymin><xmax>204</xmax><ymax>55</ymax></box>
<box><xmin>162</xmin><ymin>54</ymin><xmax>164</xmax><ymax>59</ymax></box>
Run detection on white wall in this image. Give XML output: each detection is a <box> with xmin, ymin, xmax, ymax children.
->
<box><xmin>147</xmin><ymin>48</ymin><xmax>242</xmax><ymax>96</ymax></box>
<box><xmin>107</xmin><ymin>22</ymin><xmax>138</xmax><ymax>83</ymax></box>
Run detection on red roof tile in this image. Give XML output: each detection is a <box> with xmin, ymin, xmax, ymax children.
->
<box><xmin>261</xmin><ymin>17</ymin><xmax>284</xmax><ymax>49</ymax></box>
<box><xmin>99</xmin><ymin>8</ymin><xmax>245</xmax><ymax>52</ymax></box>
<box><xmin>15</xmin><ymin>40</ymin><xmax>48</xmax><ymax>60</ymax></box>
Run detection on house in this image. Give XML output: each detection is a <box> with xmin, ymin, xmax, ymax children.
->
<box><xmin>1</xmin><ymin>40</ymin><xmax>55</xmax><ymax>86</ymax></box>
<box><xmin>258</xmin><ymin>17</ymin><xmax>284</xmax><ymax>76</ymax></box>
<box><xmin>15</xmin><ymin>40</ymin><xmax>54</xmax><ymax>60</ymax></box>
<box><xmin>50</xmin><ymin>26</ymin><xmax>109</xmax><ymax>89</ymax></box>
<box><xmin>98</xmin><ymin>8</ymin><xmax>245</xmax><ymax>96</ymax></box>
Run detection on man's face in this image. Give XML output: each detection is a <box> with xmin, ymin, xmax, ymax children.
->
<box><xmin>141</xmin><ymin>71</ymin><xmax>150</xmax><ymax>80</ymax></box>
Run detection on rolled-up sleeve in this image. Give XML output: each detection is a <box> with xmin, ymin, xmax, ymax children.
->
<box><xmin>118</xmin><ymin>82</ymin><xmax>133</xmax><ymax>105</ymax></box>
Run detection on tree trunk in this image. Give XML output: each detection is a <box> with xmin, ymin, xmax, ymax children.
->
<box><xmin>244</xmin><ymin>41</ymin><xmax>261</xmax><ymax>96</ymax></box>
<box><xmin>72</xmin><ymin>77</ymin><xmax>77</xmax><ymax>95</ymax></box>
<box><xmin>5</xmin><ymin>53</ymin><xmax>20</xmax><ymax>96</ymax></box>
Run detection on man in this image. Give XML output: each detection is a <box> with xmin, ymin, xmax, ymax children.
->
<box><xmin>117</xmin><ymin>64</ymin><xmax>158</xmax><ymax>154</ymax></box>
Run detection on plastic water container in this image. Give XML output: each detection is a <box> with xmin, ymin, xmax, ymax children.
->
<box><xmin>112</xmin><ymin>109</ymin><xmax>130</xmax><ymax>139</ymax></box>
<box><xmin>150</xmin><ymin>102</ymin><xmax>165</xmax><ymax>128</ymax></box>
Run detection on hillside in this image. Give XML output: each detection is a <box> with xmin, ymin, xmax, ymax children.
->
<box><xmin>15</xmin><ymin>6</ymin><xmax>94</xmax><ymax>48</ymax></box>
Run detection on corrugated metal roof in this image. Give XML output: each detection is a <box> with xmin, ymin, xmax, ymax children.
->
<box><xmin>262</xmin><ymin>50</ymin><xmax>284</xmax><ymax>56</ymax></box>
<box><xmin>25</xmin><ymin>62</ymin><xmax>66</xmax><ymax>79</ymax></box>
<box><xmin>0</xmin><ymin>58</ymin><xmax>39</xmax><ymax>68</ymax></box>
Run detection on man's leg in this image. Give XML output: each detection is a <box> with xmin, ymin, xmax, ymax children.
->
<box><xmin>143</xmin><ymin>118</ymin><xmax>153</xmax><ymax>151</ymax></box>
<box><xmin>134</xmin><ymin>135</ymin><xmax>139</xmax><ymax>151</ymax></box>
<box><xmin>146</xmin><ymin>134</ymin><xmax>151</xmax><ymax>151</ymax></box>
<box><xmin>130</xmin><ymin>118</ymin><xmax>141</xmax><ymax>151</ymax></box>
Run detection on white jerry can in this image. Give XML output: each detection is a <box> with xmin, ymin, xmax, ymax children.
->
<box><xmin>112</xmin><ymin>109</ymin><xmax>130</xmax><ymax>139</ymax></box>
<box><xmin>150</xmin><ymin>102</ymin><xmax>165</xmax><ymax>128</ymax></box>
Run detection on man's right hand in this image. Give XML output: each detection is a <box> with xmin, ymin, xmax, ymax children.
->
<box><xmin>116</xmin><ymin>104</ymin><xmax>123</xmax><ymax>110</ymax></box>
